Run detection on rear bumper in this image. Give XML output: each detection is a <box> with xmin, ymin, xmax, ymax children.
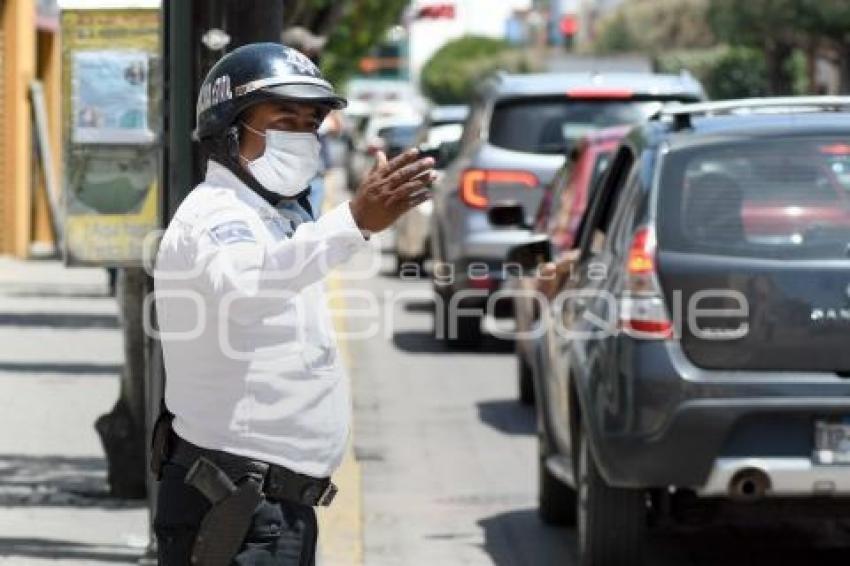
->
<box><xmin>444</xmin><ymin>229</ymin><xmax>539</xmax><ymax>295</ymax></box>
<box><xmin>583</xmin><ymin>339</ymin><xmax>850</xmax><ymax>495</ymax></box>
<box><xmin>700</xmin><ymin>457</ymin><xmax>850</xmax><ymax>497</ymax></box>
<box><xmin>459</xmin><ymin>228</ymin><xmax>537</xmax><ymax>260</ymax></box>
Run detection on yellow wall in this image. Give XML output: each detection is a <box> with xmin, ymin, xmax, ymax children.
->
<box><xmin>33</xmin><ymin>29</ymin><xmax>61</xmax><ymax>246</ymax></box>
<box><xmin>0</xmin><ymin>0</ymin><xmax>60</xmax><ymax>258</ymax></box>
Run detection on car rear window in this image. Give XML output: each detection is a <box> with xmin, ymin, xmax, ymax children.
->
<box><xmin>488</xmin><ymin>98</ymin><xmax>657</xmax><ymax>155</ymax></box>
<box><xmin>657</xmin><ymin>136</ymin><xmax>850</xmax><ymax>259</ymax></box>
<box><xmin>378</xmin><ymin>125</ymin><xmax>419</xmax><ymax>147</ymax></box>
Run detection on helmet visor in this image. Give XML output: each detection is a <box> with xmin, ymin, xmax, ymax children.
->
<box><xmin>263</xmin><ymin>82</ymin><xmax>347</xmax><ymax>110</ymax></box>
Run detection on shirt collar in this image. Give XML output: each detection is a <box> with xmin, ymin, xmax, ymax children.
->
<box><xmin>205</xmin><ymin>159</ymin><xmax>272</xmax><ymax>212</ymax></box>
<box><xmin>206</xmin><ymin>160</ymin><xmax>316</xmax><ymax>223</ymax></box>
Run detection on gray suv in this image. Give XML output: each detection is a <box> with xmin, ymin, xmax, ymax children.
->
<box><xmin>429</xmin><ymin>71</ymin><xmax>705</xmax><ymax>346</ymax></box>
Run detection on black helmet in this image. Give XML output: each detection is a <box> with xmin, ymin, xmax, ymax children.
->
<box><xmin>194</xmin><ymin>42</ymin><xmax>346</xmax><ymax>141</ymax></box>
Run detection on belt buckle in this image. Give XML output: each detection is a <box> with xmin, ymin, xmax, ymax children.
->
<box><xmin>317</xmin><ymin>482</ymin><xmax>337</xmax><ymax>506</ymax></box>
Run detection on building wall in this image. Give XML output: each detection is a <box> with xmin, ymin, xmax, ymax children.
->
<box><xmin>0</xmin><ymin>0</ymin><xmax>60</xmax><ymax>258</ymax></box>
<box><xmin>0</xmin><ymin>3</ymin><xmax>7</xmax><ymax>255</ymax></box>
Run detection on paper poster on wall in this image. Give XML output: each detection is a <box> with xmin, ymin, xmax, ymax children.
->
<box><xmin>61</xmin><ymin>6</ymin><xmax>160</xmax><ymax>266</ymax></box>
<box><xmin>72</xmin><ymin>50</ymin><xmax>154</xmax><ymax>144</ymax></box>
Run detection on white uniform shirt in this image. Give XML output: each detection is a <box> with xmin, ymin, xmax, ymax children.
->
<box><xmin>154</xmin><ymin>160</ymin><xmax>369</xmax><ymax>478</ymax></box>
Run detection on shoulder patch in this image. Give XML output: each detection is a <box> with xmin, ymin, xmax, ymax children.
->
<box><xmin>208</xmin><ymin>220</ymin><xmax>256</xmax><ymax>246</ymax></box>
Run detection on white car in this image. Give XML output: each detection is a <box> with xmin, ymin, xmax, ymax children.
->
<box><xmin>348</xmin><ymin>112</ymin><xmax>422</xmax><ymax>190</ymax></box>
<box><xmin>394</xmin><ymin>106</ymin><xmax>468</xmax><ymax>273</ymax></box>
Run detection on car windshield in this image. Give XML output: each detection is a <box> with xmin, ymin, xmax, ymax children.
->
<box><xmin>657</xmin><ymin>136</ymin><xmax>850</xmax><ymax>259</ymax></box>
<box><xmin>488</xmin><ymin>98</ymin><xmax>660</xmax><ymax>155</ymax></box>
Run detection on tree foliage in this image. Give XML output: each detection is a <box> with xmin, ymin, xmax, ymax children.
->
<box><xmin>708</xmin><ymin>0</ymin><xmax>850</xmax><ymax>94</ymax></box>
<box><xmin>657</xmin><ymin>47</ymin><xmax>769</xmax><ymax>99</ymax></box>
<box><xmin>592</xmin><ymin>0</ymin><xmax>715</xmax><ymax>55</ymax></box>
<box><xmin>795</xmin><ymin>0</ymin><xmax>850</xmax><ymax>92</ymax></box>
<box><xmin>420</xmin><ymin>36</ymin><xmax>540</xmax><ymax>105</ymax></box>
<box><xmin>707</xmin><ymin>0</ymin><xmax>806</xmax><ymax>94</ymax></box>
<box><xmin>283</xmin><ymin>0</ymin><xmax>410</xmax><ymax>86</ymax></box>
<box><xmin>322</xmin><ymin>0</ymin><xmax>409</xmax><ymax>86</ymax></box>
<box><xmin>708</xmin><ymin>0</ymin><xmax>804</xmax><ymax>47</ymax></box>
<box><xmin>593</xmin><ymin>0</ymin><xmax>850</xmax><ymax>94</ymax></box>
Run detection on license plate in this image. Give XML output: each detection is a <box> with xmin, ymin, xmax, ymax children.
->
<box><xmin>814</xmin><ymin>420</ymin><xmax>850</xmax><ymax>464</ymax></box>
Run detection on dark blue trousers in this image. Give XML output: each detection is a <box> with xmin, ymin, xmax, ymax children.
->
<box><xmin>154</xmin><ymin>462</ymin><xmax>318</xmax><ymax>565</ymax></box>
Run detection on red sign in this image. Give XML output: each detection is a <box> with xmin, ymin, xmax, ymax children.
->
<box><xmin>417</xmin><ymin>3</ymin><xmax>456</xmax><ymax>19</ymax></box>
<box><xmin>560</xmin><ymin>14</ymin><xmax>579</xmax><ymax>36</ymax></box>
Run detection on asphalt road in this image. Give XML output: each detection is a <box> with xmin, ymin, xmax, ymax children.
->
<box><xmin>337</xmin><ymin>233</ymin><xmax>850</xmax><ymax>566</ymax></box>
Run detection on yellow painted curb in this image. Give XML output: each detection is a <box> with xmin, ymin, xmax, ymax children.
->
<box><xmin>317</xmin><ymin>266</ymin><xmax>364</xmax><ymax>565</ymax></box>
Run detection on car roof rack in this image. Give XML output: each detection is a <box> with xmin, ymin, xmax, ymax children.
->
<box><xmin>652</xmin><ymin>96</ymin><xmax>850</xmax><ymax>131</ymax></box>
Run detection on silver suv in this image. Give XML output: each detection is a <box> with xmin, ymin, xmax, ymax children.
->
<box><xmin>429</xmin><ymin>71</ymin><xmax>705</xmax><ymax>346</ymax></box>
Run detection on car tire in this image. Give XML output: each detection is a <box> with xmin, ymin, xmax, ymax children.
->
<box><xmin>518</xmin><ymin>352</ymin><xmax>534</xmax><ymax>406</ymax></box>
<box><xmin>451</xmin><ymin>312</ymin><xmax>483</xmax><ymax>349</ymax></box>
<box><xmin>577</xmin><ymin>428</ymin><xmax>645</xmax><ymax>566</ymax></box>
<box><xmin>538</xmin><ymin>453</ymin><xmax>577</xmax><ymax>525</ymax></box>
<box><xmin>435</xmin><ymin>292</ymin><xmax>483</xmax><ymax>349</ymax></box>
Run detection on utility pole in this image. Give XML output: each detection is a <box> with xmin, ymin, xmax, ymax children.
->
<box><xmin>142</xmin><ymin>2</ymin><xmax>286</xmax><ymax>562</ymax></box>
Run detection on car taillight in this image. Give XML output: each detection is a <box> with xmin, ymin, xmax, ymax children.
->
<box><xmin>620</xmin><ymin>226</ymin><xmax>673</xmax><ymax>340</ymax></box>
<box><xmin>820</xmin><ymin>143</ymin><xmax>850</xmax><ymax>156</ymax></box>
<box><xmin>459</xmin><ymin>169</ymin><xmax>538</xmax><ymax>209</ymax></box>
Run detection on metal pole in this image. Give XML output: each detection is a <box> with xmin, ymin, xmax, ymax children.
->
<box><xmin>225</xmin><ymin>0</ymin><xmax>285</xmax><ymax>48</ymax></box>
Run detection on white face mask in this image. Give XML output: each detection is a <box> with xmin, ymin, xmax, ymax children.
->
<box><xmin>240</xmin><ymin>124</ymin><xmax>321</xmax><ymax>197</ymax></box>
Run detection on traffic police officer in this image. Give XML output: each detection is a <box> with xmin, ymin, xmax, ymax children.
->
<box><xmin>152</xmin><ymin>43</ymin><xmax>435</xmax><ymax>565</ymax></box>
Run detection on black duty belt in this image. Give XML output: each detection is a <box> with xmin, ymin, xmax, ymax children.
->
<box><xmin>170</xmin><ymin>433</ymin><xmax>338</xmax><ymax>508</ymax></box>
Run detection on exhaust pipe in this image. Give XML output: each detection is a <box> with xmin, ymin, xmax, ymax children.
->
<box><xmin>728</xmin><ymin>468</ymin><xmax>771</xmax><ymax>501</ymax></box>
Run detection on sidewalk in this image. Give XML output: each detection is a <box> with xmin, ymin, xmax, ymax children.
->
<box><xmin>0</xmin><ymin>169</ymin><xmax>360</xmax><ymax>565</ymax></box>
<box><xmin>0</xmin><ymin>257</ymin><xmax>147</xmax><ymax>564</ymax></box>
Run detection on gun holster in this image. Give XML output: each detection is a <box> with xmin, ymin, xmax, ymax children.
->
<box><xmin>185</xmin><ymin>457</ymin><xmax>266</xmax><ymax>566</ymax></box>
<box><xmin>150</xmin><ymin>408</ymin><xmax>174</xmax><ymax>480</ymax></box>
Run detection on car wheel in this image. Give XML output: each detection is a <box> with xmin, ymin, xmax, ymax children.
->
<box><xmin>449</xmin><ymin>311</ymin><xmax>483</xmax><ymax>349</ymax></box>
<box><xmin>577</xmin><ymin>428</ymin><xmax>645</xmax><ymax>566</ymax></box>
<box><xmin>537</xmin><ymin>441</ymin><xmax>576</xmax><ymax>525</ymax></box>
<box><xmin>518</xmin><ymin>352</ymin><xmax>534</xmax><ymax>406</ymax></box>
<box><xmin>435</xmin><ymin>293</ymin><xmax>483</xmax><ymax>349</ymax></box>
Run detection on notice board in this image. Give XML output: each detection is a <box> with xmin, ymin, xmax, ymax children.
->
<box><xmin>61</xmin><ymin>7</ymin><xmax>160</xmax><ymax>266</ymax></box>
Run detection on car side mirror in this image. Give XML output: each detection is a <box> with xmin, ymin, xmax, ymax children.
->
<box><xmin>419</xmin><ymin>140</ymin><xmax>461</xmax><ymax>169</ymax></box>
<box><xmin>506</xmin><ymin>235</ymin><xmax>553</xmax><ymax>274</ymax></box>
<box><xmin>438</xmin><ymin>140</ymin><xmax>460</xmax><ymax>167</ymax></box>
<box><xmin>418</xmin><ymin>145</ymin><xmax>442</xmax><ymax>165</ymax></box>
<box><xmin>488</xmin><ymin>202</ymin><xmax>527</xmax><ymax>229</ymax></box>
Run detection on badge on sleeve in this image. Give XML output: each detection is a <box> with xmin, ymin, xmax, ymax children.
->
<box><xmin>209</xmin><ymin>220</ymin><xmax>256</xmax><ymax>245</ymax></box>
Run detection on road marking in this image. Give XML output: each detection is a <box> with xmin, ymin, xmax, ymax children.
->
<box><xmin>317</xmin><ymin>171</ymin><xmax>364</xmax><ymax>566</ymax></box>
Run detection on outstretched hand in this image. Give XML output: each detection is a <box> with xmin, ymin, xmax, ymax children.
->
<box><xmin>349</xmin><ymin>148</ymin><xmax>437</xmax><ymax>233</ymax></box>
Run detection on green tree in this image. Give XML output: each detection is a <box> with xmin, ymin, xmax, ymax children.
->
<box><xmin>657</xmin><ymin>46</ymin><xmax>770</xmax><ymax>99</ymax></box>
<box><xmin>796</xmin><ymin>0</ymin><xmax>850</xmax><ymax>92</ymax></box>
<box><xmin>593</xmin><ymin>0</ymin><xmax>715</xmax><ymax>55</ymax></box>
<box><xmin>274</xmin><ymin>0</ymin><xmax>409</xmax><ymax>86</ymax></box>
<box><xmin>318</xmin><ymin>0</ymin><xmax>410</xmax><ymax>86</ymax></box>
<box><xmin>708</xmin><ymin>0</ymin><xmax>805</xmax><ymax>95</ymax></box>
<box><xmin>419</xmin><ymin>36</ymin><xmax>539</xmax><ymax>105</ymax></box>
